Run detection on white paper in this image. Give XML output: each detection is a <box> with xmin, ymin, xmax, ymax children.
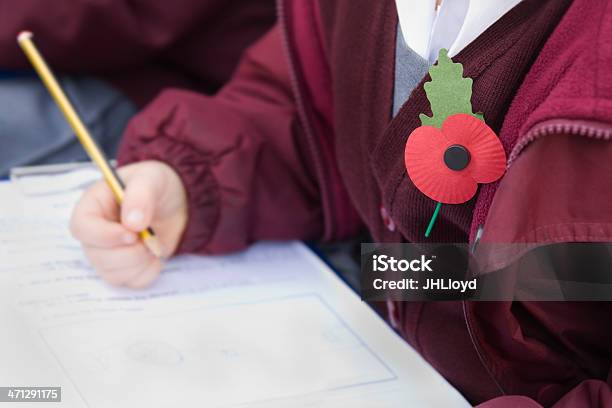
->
<box><xmin>0</xmin><ymin>170</ymin><xmax>470</xmax><ymax>408</ymax></box>
<box><xmin>12</xmin><ymin>167</ymin><xmax>101</xmax><ymax>196</ymax></box>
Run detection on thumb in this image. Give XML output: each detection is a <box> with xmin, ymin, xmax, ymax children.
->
<box><xmin>120</xmin><ymin>172</ymin><xmax>160</xmax><ymax>232</ymax></box>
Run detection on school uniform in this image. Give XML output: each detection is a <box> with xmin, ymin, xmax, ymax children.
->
<box><xmin>118</xmin><ymin>0</ymin><xmax>612</xmax><ymax>406</ymax></box>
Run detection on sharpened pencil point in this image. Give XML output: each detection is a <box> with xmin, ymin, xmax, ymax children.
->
<box><xmin>144</xmin><ymin>235</ymin><xmax>164</xmax><ymax>259</ymax></box>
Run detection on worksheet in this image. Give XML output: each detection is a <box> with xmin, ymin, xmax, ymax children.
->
<box><xmin>0</xmin><ymin>168</ymin><xmax>469</xmax><ymax>408</ymax></box>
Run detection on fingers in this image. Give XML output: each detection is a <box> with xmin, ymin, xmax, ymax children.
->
<box><xmin>125</xmin><ymin>258</ymin><xmax>163</xmax><ymax>289</ymax></box>
<box><xmin>85</xmin><ymin>243</ymin><xmax>150</xmax><ymax>272</ymax></box>
<box><xmin>84</xmin><ymin>244</ymin><xmax>163</xmax><ymax>289</ymax></box>
<box><xmin>70</xmin><ymin>182</ymin><xmax>138</xmax><ymax>248</ymax></box>
<box><xmin>120</xmin><ymin>166</ymin><xmax>164</xmax><ymax>233</ymax></box>
<box><xmin>70</xmin><ymin>162</ymin><xmax>175</xmax><ymax>289</ymax></box>
<box><xmin>71</xmin><ymin>214</ymin><xmax>137</xmax><ymax>249</ymax></box>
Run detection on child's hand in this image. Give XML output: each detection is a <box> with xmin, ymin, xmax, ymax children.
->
<box><xmin>70</xmin><ymin>161</ymin><xmax>188</xmax><ymax>288</ymax></box>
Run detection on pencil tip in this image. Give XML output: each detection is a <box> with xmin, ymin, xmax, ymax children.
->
<box><xmin>17</xmin><ymin>30</ymin><xmax>33</xmax><ymax>42</ymax></box>
<box><xmin>144</xmin><ymin>235</ymin><xmax>164</xmax><ymax>259</ymax></box>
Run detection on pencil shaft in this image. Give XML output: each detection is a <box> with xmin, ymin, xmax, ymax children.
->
<box><xmin>18</xmin><ymin>33</ymin><xmax>160</xmax><ymax>255</ymax></box>
<box><xmin>18</xmin><ymin>36</ymin><xmax>124</xmax><ymax>202</ymax></box>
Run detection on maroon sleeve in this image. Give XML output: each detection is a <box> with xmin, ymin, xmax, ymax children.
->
<box><xmin>0</xmin><ymin>0</ymin><xmax>261</xmax><ymax>71</ymax></box>
<box><xmin>477</xmin><ymin>380</ymin><xmax>612</xmax><ymax>408</ymax></box>
<box><xmin>118</xmin><ymin>25</ymin><xmax>324</xmax><ymax>254</ymax></box>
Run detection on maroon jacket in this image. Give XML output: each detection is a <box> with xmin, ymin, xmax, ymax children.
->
<box><xmin>118</xmin><ymin>0</ymin><xmax>612</xmax><ymax>406</ymax></box>
<box><xmin>0</xmin><ymin>0</ymin><xmax>275</xmax><ymax>106</ymax></box>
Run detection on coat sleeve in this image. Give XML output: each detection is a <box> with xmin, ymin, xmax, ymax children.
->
<box><xmin>117</xmin><ymin>25</ymin><xmax>325</xmax><ymax>254</ymax></box>
<box><xmin>476</xmin><ymin>380</ymin><xmax>612</xmax><ymax>408</ymax></box>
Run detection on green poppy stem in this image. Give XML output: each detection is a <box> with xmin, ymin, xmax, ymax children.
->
<box><xmin>425</xmin><ymin>202</ymin><xmax>442</xmax><ymax>238</ymax></box>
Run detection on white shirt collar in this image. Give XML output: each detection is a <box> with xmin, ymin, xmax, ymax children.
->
<box><xmin>396</xmin><ymin>0</ymin><xmax>523</xmax><ymax>63</ymax></box>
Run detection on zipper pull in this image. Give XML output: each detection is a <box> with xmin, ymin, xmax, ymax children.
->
<box><xmin>471</xmin><ymin>225</ymin><xmax>484</xmax><ymax>254</ymax></box>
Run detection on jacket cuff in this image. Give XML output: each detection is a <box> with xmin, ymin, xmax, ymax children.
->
<box><xmin>118</xmin><ymin>134</ymin><xmax>220</xmax><ymax>255</ymax></box>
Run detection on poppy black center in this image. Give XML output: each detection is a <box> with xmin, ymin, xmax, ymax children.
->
<box><xmin>444</xmin><ymin>144</ymin><xmax>471</xmax><ymax>171</ymax></box>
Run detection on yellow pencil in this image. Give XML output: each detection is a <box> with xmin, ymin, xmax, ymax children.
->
<box><xmin>17</xmin><ymin>31</ymin><xmax>162</xmax><ymax>258</ymax></box>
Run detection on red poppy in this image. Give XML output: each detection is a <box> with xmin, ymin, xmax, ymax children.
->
<box><xmin>404</xmin><ymin>113</ymin><xmax>506</xmax><ymax>204</ymax></box>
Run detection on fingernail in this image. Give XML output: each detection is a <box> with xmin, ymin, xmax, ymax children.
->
<box><xmin>122</xmin><ymin>233</ymin><xmax>137</xmax><ymax>244</ymax></box>
<box><xmin>126</xmin><ymin>210</ymin><xmax>144</xmax><ymax>225</ymax></box>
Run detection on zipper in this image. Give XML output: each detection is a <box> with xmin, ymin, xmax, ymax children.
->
<box><xmin>470</xmin><ymin>224</ymin><xmax>483</xmax><ymax>254</ymax></box>
<box><xmin>462</xmin><ymin>300</ymin><xmax>506</xmax><ymax>396</ymax></box>
<box><xmin>277</xmin><ymin>0</ymin><xmax>348</xmax><ymax>239</ymax></box>
<box><xmin>508</xmin><ymin>119</ymin><xmax>612</xmax><ymax>166</ymax></box>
